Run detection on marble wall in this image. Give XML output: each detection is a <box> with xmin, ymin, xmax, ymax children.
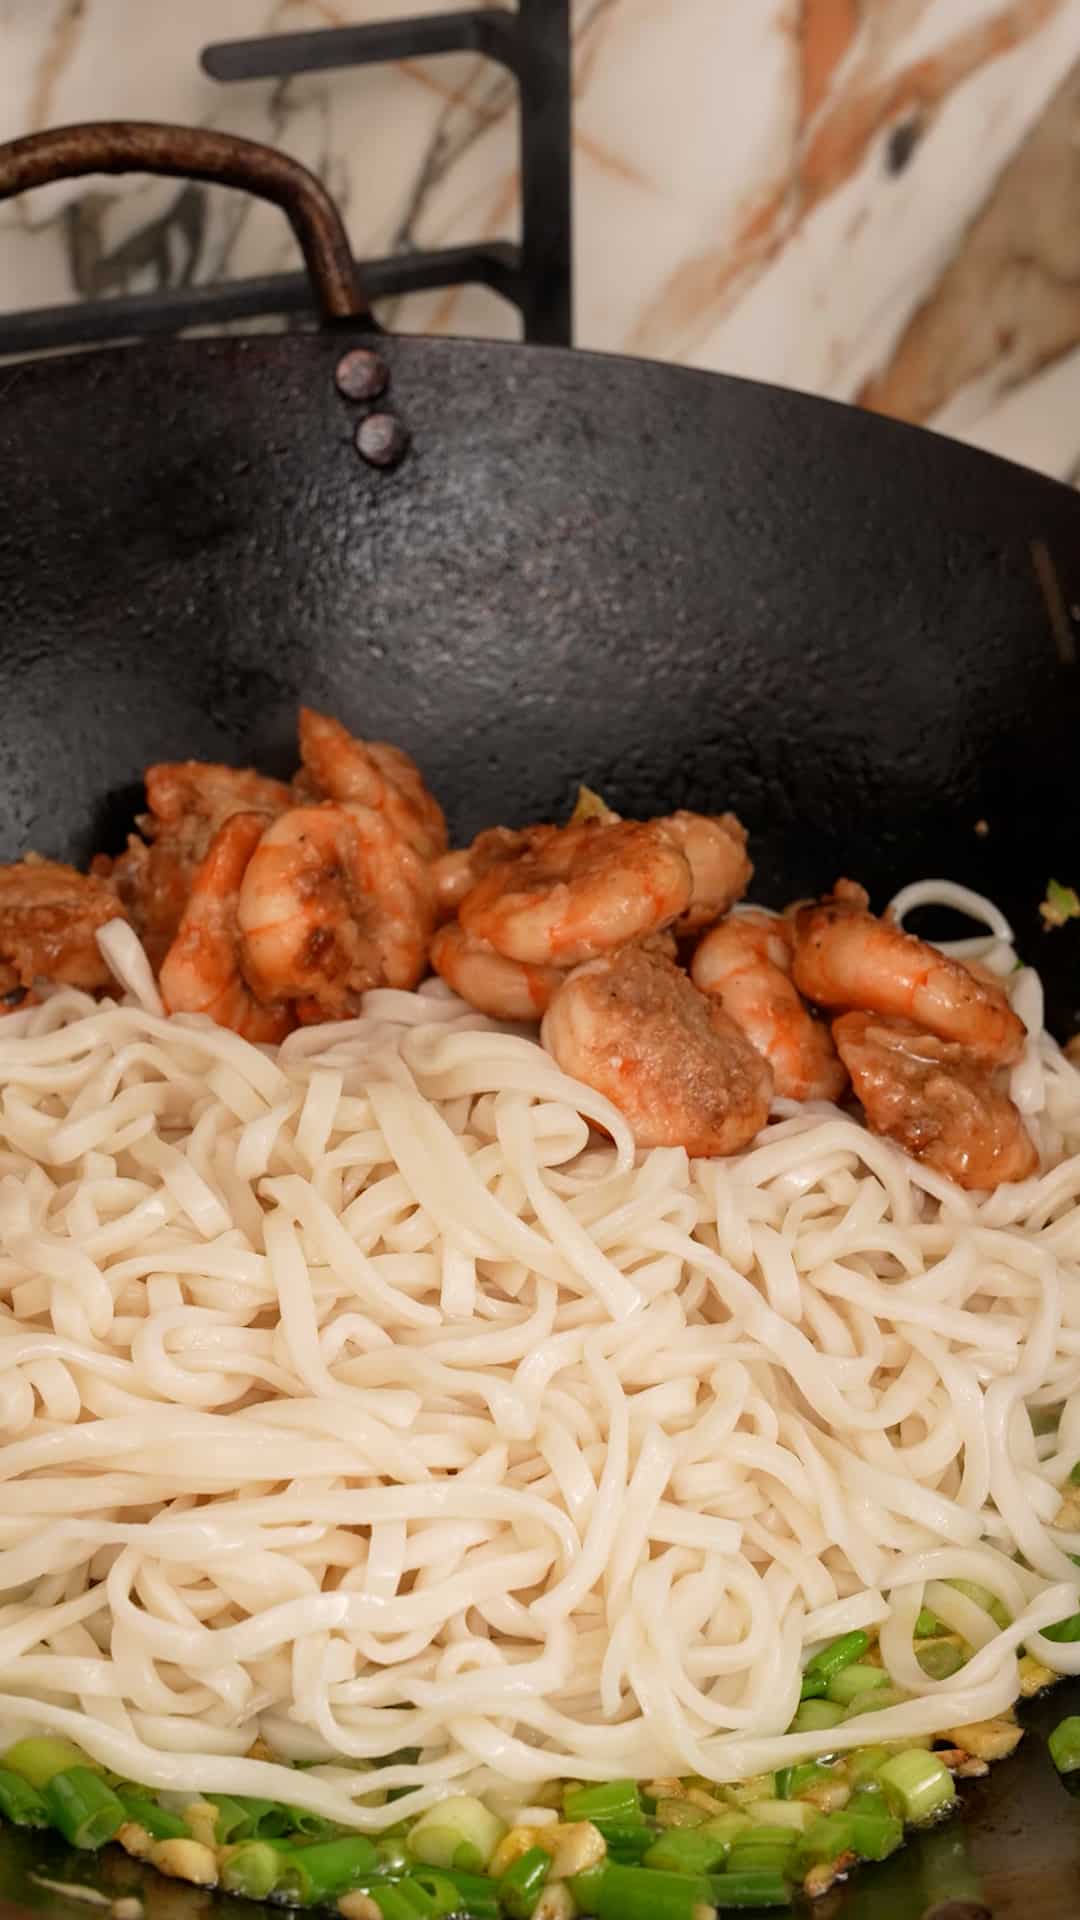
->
<box><xmin>3</xmin><ymin>0</ymin><xmax>1080</xmax><ymax>480</ymax></box>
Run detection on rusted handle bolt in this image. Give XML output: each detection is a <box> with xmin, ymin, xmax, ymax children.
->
<box><xmin>335</xmin><ymin>347</ymin><xmax>389</xmax><ymax>401</ymax></box>
<box><xmin>355</xmin><ymin>412</ymin><xmax>410</xmax><ymax>469</ymax></box>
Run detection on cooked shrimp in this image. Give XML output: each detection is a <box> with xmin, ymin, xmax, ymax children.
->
<box><xmin>541</xmin><ymin>940</ymin><xmax>773</xmax><ymax>1155</ymax></box>
<box><xmin>158</xmin><ymin>813</ymin><xmax>293</xmax><ymax>1042</ymax></box>
<box><xmin>432</xmin><ymin>827</ymin><xmax>546</xmax><ymax>920</ymax></box>
<box><xmin>660</xmin><ymin>811</ymin><xmax>753</xmax><ymax>932</ymax></box>
<box><xmin>459</xmin><ymin>818</ymin><xmax>693</xmax><ymax>968</ymax></box>
<box><xmin>0</xmin><ymin>859</ymin><xmax>127</xmax><ymax>993</ymax></box>
<box><xmin>431</xmin><ymin>922</ymin><xmax>565</xmax><ymax>1021</ymax></box>
<box><xmin>115</xmin><ymin>760</ymin><xmax>291</xmax><ymax>969</ymax></box>
<box><xmin>144</xmin><ymin>760</ymin><xmax>292</xmax><ymax>835</ymax></box>
<box><xmin>297</xmin><ymin>708</ymin><xmax>447</xmax><ymax>860</ymax></box>
<box><xmin>237</xmin><ymin>804</ymin><xmax>435</xmax><ymax>1013</ymax></box>
<box><xmin>833</xmin><ymin>1012</ymin><xmax>1038</xmax><ymax>1190</ymax></box>
<box><xmin>791</xmin><ymin>879</ymin><xmax>1025</xmax><ymax>1066</ymax></box>
<box><xmin>692</xmin><ymin>909</ymin><xmax>847</xmax><ymax>1102</ymax></box>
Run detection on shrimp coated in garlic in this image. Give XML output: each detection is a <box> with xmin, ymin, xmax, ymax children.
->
<box><xmin>431</xmin><ymin>826</ymin><xmax>548</xmax><ymax>920</ymax></box>
<box><xmin>108</xmin><ymin>759</ymin><xmax>291</xmax><ymax>969</ymax></box>
<box><xmin>659</xmin><ymin>811</ymin><xmax>753</xmax><ymax>932</ymax></box>
<box><xmin>542</xmin><ymin>940</ymin><xmax>773</xmax><ymax>1155</ymax></box>
<box><xmin>297</xmin><ymin>708</ymin><xmax>447</xmax><ymax>861</ymax></box>
<box><xmin>460</xmin><ymin>818</ymin><xmax>693</xmax><ymax>968</ymax></box>
<box><xmin>833</xmin><ymin>1011</ymin><xmax>1038</xmax><ymax>1190</ymax></box>
<box><xmin>0</xmin><ymin>859</ymin><xmax>126</xmax><ymax>996</ymax></box>
<box><xmin>431</xmin><ymin>921</ymin><xmax>566</xmax><ymax>1021</ymax></box>
<box><xmin>692</xmin><ymin>909</ymin><xmax>847</xmax><ymax>1102</ymax></box>
<box><xmin>791</xmin><ymin>879</ymin><xmax>1025</xmax><ymax>1066</ymax></box>
<box><xmin>158</xmin><ymin>812</ymin><xmax>294</xmax><ymax>1043</ymax></box>
<box><xmin>237</xmin><ymin>803</ymin><xmax>435</xmax><ymax>1014</ymax></box>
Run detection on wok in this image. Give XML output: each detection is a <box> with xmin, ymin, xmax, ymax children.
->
<box><xmin>0</xmin><ymin>122</ymin><xmax>1078</xmax><ymax>1920</ymax></box>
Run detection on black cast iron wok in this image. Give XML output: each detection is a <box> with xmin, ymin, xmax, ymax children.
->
<box><xmin>0</xmin><ymin>122</ymin><xmax>1079</xmax><ymax>1920</ymax></box>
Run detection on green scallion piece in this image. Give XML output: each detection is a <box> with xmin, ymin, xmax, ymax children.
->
<box><xmin>774</xmin><ymin>1763</ymin><xmax>830</xmax><ymax>1802</ymax></box>
<box><xmin>699</xmin><ymin>1813</ymin><xmax>755</xmax><ymax>1848</ymax></box>
<box><xmin>948</xmin><ymin>1579</ymin><xmax>1010</xmax><ymax>1630</ymax></box>
<box><xmin>1041</xmin><ymin>1611</ymin><xmax>1080</xmax><ymax>1644</ymax></box>
<box><xmin>797</xmin><ymin>1811</ymin><xmax>856</xmax><ymax>1869</ymax></box>
<box><xmin>722</xmin><ymin>1776</ymin><xmax>776</xmax><ymax>1810</ymax></box>
<box><xmin>656</xmin><ymin>1799</ymin><xmax>709</xmax><ymax>1830</ymax></box>
<box><xmin>644</xmin><ymin>1826</ymin><xmax>734</xmax><ymax>1874</ymax></box>
<box><xmin>3</xmin><ymin>1738</ymin><xmax>94</xmax><ymax>1790</ymax></box>
<box><xmin>368</xmin><ymin>1884</ymin><xmax>437</xmax><ymax>1920</ymax></box>
<box><xmin>725</xmin><ymin>1827</ymin><xmax>796</xmax><ymax>1852</ymax></box>
<box><xmin>844</xmin><ymin>1789</ymin><xmax>903</xmax><ymax>1861</ymax></box>
<box><xmin>570</xmin><ymin>1862</ymin><xmax>714</xmax><ymax>1920</ymax></box>
<box><xmin>208</xmin><ymin>1794</ymin><xmax>251</xmax><ymax>1844</ymax></box>
<box><xmin>407</xmin><ymin>1795</ymin><xmax>507</xmax><ymax>1875</ymax></box>
<box><xmin>798</xmin><ymin>1672</ymin><xmax>828</xmax><ymax>1702</ymax></box>
<box><xmin>1069</xmin><ymin>1460</ymin><xmax>1080</xmax><ymax>1486</ymax></box>
<box><xmin>841</xmin><ymin>1685</ymin><xmax>908</xmax><ymax>1719</ymax></box>
<box><xmin>415</xmin><ymin>1867</ymin><xmax>500</xmax><ymax>1918</ymax></box>
<box><xmin>220</xmin><ymin>1840</ymin><xmax>282</xmax><ymax>1900</ymax></box>
<box><xmin>116</xmin><ymin>1794</ymin><xmax>189</xmax><ymax>1842</ymax></box>
<box><xmin>724</xmin><ymin>1842</ymin><xmax>795</xmax><ymax>1881</ymax></box>
<box><xmin>709</xmin><ymin>1870</ymin><xmax>791</xmax><ymax>1909</ymax></box>
<box><xmin>607</xmin><ymin>1826</ymin><xmax>656</xmax><ymax>1863</ymax></box>
<box><xmin>826</xmin><ymin>1662</ymin><xmax>890</xmax><ymax>1707</ymax></box>
<box><xmin>1050</xmin><ymin>1716</ymin><xmax>1080</xmax><ymax>1774</ymax></box>
<box><xmin>43</xmin><ymin>1768</ymin><xmax>127</xmax><ymax>1850</ymax></box>
<box><xmin>786</xmin><ymin>1698</ymin><xmax>844</xmax><ymax>1736</ymax></box>
<box><xmin>805</xmin><ymin>1631</ymin><xmax>870</xmax><ymax>1687</ymax></box>
<box><xmin>0</xmin><ymin>1769</ymin><xmax>48</xmax><ymax>1829</ymax></box>
<box><xmin>916</xmin><ymin>1639</ymin><xmax>967</xmax><ymax>1680</ymax></box>
<box><xmin>845</xmin><ymin>1747</ymin><xmax>890</xmax><ymax>1786</ymax></box>
<box><xmin>274</xmin><ymin>1834</ymin><xmax>381</xmax><ymax>1904</ymax></box>
<box><xmin>497</xmin><ymin>1846</ymin><xmax>551</xmax><ymax>1920</ymax></box>
<box><xmin>876</xmin><ymin>1750</ymin><xmax>956</xmax><ymax>1822</ymax></box>
<box><xmin>914</xmin><ymin>1609</ymin><xmax>946</xmax><ymax>1638</ymax></box>
<box><xmin>564</xmin><ymin>1780</ymin><xmax>641</xmax><ymax>1826</ymax></box>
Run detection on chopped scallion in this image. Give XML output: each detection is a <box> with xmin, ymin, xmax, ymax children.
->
<box><xmin>916</xmin><ymin>1640</ymin><xmax>967</xmax><ymax>1680</ymax></box>
<box><xmin>116</xmin><ymin>1794</ymin><xmax>189</xmax><ymax>1842</ymax></box>
<box><xmin>408</xmin><ymin>1795</ymin><xmax>507</xmax><ymax>1874</ymax></box>
<box><xmin>1050</xmin><ymin>1716</ymin><xmax>1080</xmax><ymax>1774</ymax></box>
<box><xmin>804</xmin><ymin>1631</ymin><xmax>870</xmax><ymax>1687</ymax></box>
<box><xmin>643</xmin><ymin>1826</ymin><xmax>733</xmax><ymax>1874</ymax></box>
<box><xmin>220</xmin><ymin>1839</ymin><xmax>281</xmax><ymax>1900</ymax></box>
<box><xmin>876</xmin><ymin>1750</ymin><xmax>956</xmax><ymax>1823</ymax></box>
<box><xmin>787</xmin><ymin>1698</ymin><xmax>844</xmax><ymax>1735</ymax></box>
<box><xmin>564</xmin><ymin>1782</ymin><xmax>641</xmax><ymax>1826</ymax></box>
<box><xmin>497</xmin><ymin>1846</ymin><xmax>552</xmax><ymax>1920</ymax></box>
<box><xmin>0</xmin><ymin>1769</ymin><xmax>48</xmax><ymax>1829</ymax></box>
<box><xmin>3</xmin><ymin>1737</ymin><xmax>94</xmax><ymax>1790</ymax></box>
<box><xmin>709</xmin><ymin>1869</ymin><xmax>792</xmax><ymax>1908</ymax></box>
<box><xmin>273</xmin><ymin>1835</ymin><xmax>381</xmax><ymax>1904</ymax></box>
<box><xmin>845</xmin><ymin>1789</ymin><xmax>903</xmax><ymax>1861</ymax></box>
<box><xmin>570</xmin><ymin>1861</ymin><xmax>714</xmax><ymax>1920</ymax></box>
<box><xmin>43</xmin><ymin>1768</ymin><xmax>127</xmax><ymax>1850</ymax></box>
<box><xmin>826</xmin><ymin>1663</ymin><xmax>890</xmax><ymax>1707</ymax></box>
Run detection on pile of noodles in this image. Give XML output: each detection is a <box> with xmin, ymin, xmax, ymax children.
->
<box><xmin>1</xmin><ymin>883</ymin><xmax>1080</xmax><ymax>1831</ymax></box>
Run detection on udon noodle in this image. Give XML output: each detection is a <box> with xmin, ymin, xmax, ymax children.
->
<box><xmin>1</xmin><ymin>886</ymin><xmax>1079</xmax><ymax>1832</ymax></box>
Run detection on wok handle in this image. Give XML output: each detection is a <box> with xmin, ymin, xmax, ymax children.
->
<box><xmin>0</xmin><ymin>120</ymin><xmax>369</xmax><ymax>323</ymax></box>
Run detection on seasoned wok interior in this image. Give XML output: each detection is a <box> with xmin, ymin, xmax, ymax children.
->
<box><xmin>0</xmin><ymin>712</ymin><xmax>1079</xmax><ymax>1913</ymax></box>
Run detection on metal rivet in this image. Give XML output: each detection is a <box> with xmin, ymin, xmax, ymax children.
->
<box><xmin>355</xmin><ymin>412</ymin><xmax>410</xmax><ymax>469</ymax></box>
<box><xmin>335</xmin><ymin>347</ymin><xmax>389</xmax><ymax>402</ymax></box>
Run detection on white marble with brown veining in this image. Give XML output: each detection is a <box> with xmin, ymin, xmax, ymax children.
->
<box><xmin>3</xmin><ymin>0</ymin><xmax>1080</xmax><ymax>478</ymax></box>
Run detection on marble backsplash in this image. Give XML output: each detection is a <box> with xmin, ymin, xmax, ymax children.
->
<box><xmin>3</xmin><ymin>0</ymin><xmax>1080</xmax><ymax>480</ymax></box>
